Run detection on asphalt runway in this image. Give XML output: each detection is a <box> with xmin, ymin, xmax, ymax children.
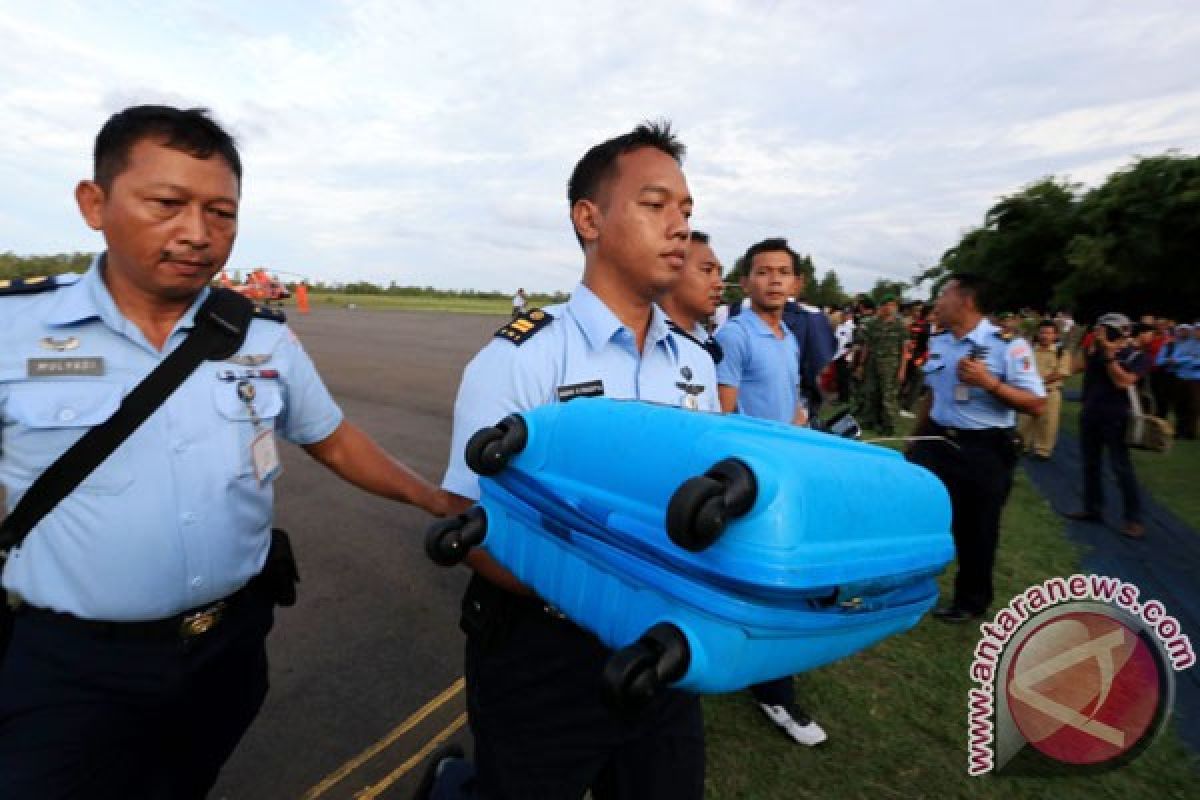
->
<box><xmin>211</xmin><ymin>305</ymin><xmax>501</xmax><ymax>800</ymax></box>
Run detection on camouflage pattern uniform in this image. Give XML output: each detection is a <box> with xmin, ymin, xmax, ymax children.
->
<box><xmin>860</xmin><ymin>315</ymin><xmax>908</xmax><ymax>434</ymax></box>
<box><xmin>849</xmin><ymin>317</ymin><xmax>871</xmax><ymax>422</ymax></box>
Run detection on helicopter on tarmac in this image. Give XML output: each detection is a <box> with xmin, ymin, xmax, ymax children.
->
<box><xmin>217</xmin><ymin>268</ymin><xmax>294</xmax><ymax>306</ymax></box>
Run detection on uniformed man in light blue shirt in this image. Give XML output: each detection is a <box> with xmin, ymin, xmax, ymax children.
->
<box><xmin>427</xmin><ymin>122</ymin><xmax>714</xmax><ymax>800</ymax></box>
<box><xmin>0</xmin><ymin>105</ymin><xmax>449</xmax><ymax>800</ymax></box>
<box><xmin>655</xmin><ymin>229</ymin><xmax>724</xmax><ymax>363</ymax></box>
<box><xmin>1165</xmin><ymin>324</ymin><xmax>1200</xmax><ymax>438</ymax></box>
<box><xmin>908</xmin><ymin>274</ymin><xmax>1045</xmax><ymax>623</ymax></box>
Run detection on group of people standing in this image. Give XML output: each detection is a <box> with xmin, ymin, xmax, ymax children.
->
<box><xmin>2</xmin><ymin>101</ymin><xmax>1193</xmax><ymax>800</ymax></box>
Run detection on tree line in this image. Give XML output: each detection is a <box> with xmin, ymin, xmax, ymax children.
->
<box><xmin>923</xmin><ymin>151</ymin><xmax>1200</xmax><ymax>319</ymax></box>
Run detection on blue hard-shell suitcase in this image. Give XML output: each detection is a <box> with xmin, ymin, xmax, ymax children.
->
<box><xmin>428</xmin><ymin>398</ymin><xmax>953</xmax><ymax>704</ymax></box>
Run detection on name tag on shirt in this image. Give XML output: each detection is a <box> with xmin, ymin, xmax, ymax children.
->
<box><xmin>557</xmin><ymin>380</ymin><xmax>605</xmax><ymax>402</ymax></box>
<box><xmin>252</xmin><ymin>429</ymin><xmax>282</xmax><ymax>484</ymax></box>
<box><xmin>27</xmin><ymin>357</ymin><xmax>105</xmax><ymax>377</ymax></box>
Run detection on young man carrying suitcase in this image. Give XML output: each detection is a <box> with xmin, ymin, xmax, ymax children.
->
<box><xmin>425</xmin><ymin>122</ymin><xmax>718</xmax><ymax>800</ymax></box>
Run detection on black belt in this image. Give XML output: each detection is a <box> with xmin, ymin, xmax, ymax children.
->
<box><xmin>928</xmin><ymin>423</ymin><xmax>1015</xmax><ymax>443</ymax></box>
<box><xmin>506</xmin><ymin>590</ymin><xmax>569</xmax><ymax>622</ymax></box>
<box><xmin>18</xmin><ymin>574</ymin><xmax>266</xmax><ymax>643</ymax></box>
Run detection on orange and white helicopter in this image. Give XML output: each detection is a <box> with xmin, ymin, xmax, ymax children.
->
<box><xmin>217</xmin><ymin>268</ymin><xmax>292</xmax><ymax>305</ymax></box>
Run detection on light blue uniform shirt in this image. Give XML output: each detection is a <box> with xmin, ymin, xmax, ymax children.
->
<box><xmin>442</xmin><ymin>283</ymin><xmax>719</xmax><ymax>501</ymax></box>
<box><xmin>0</xmin><ymin>258</ymin><xmax>343</xmax><ymax>620</ymax></box>
<box><xmin>714</xmin><ymin>310</ymin><xmax>799</xmax><ymax>423</ymax></box>
<box><xmin>921</xmin><ymin>318</ymin><xmax>1045</xmax><ymax>429</ymax></box>
<box><xmin>1162</xmin><ymin>336</ymin><xmax>1200</xmax><ymax>379</ymax></box>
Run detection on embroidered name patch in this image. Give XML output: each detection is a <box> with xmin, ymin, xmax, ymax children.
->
<box><xmin>27</xmin><ymin>357</ymin><xmax>105</xmax><ymax>377</ymax></box>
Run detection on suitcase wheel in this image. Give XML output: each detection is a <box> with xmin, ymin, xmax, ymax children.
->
<box><xmin>603</xmin><ymin>623</ymin><xmax>691</xmax><ymax>709</ymax></box>
<box><xmin>665</xmin><ymin>458</ymin><xmax>757</xmax><ymax>552</ymax></box>
<box><xmin>465</xmin><ymin>414</ymin><xmax>529</xmax><ymax>476</ymax></box>
<box><xmin>424</xmin><ymin>507</ymin><xmax>488</xmax><ymax>566</ymax></box>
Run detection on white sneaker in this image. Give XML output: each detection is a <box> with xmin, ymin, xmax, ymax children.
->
<box><xmin>757</xmin><ymin>702</ymin><xmax>828</xmax><ymax>746</ymax></box>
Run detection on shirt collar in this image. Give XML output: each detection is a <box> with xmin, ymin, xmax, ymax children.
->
<box><xmin>959</xmin><ymin>317</ymin><xmax>996</xmax><ymax>347</ymax></box>
<box><xmin>46</xmin><ymin>252</ymin><xmax>211</xmax><ymax>336</ymax></box>
<box><xmin>741</xmin><ymin>308</ymin><xmax>786</xmax><ymax>338</ymax></box>
<box><xmin>567</xmin><ymin>282</ymin><xmax>675</xmax><ymax>355</ymax></box>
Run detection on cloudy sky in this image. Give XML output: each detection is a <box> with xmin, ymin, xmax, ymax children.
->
<box><xmin>2</xmin><ymin>1</ymin><xmax>1198</xmax><ymax>294</ymax></box>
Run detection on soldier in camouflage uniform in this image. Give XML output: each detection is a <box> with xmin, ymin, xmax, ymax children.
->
<box><xmin>848</xmin><ymin>298</ymin><xmax>875</xmax><ymax>423</ymax></box>
<box><xmin>858</xmin><ymin>295</ymin><xmax>908</xmax><ymax>434</ymax></box>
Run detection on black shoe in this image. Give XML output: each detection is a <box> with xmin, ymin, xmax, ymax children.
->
<box><xmin>1063</xmin><ymin>510</ymin><xmax>1102</xmax><ymax>523</ymax></box>
<box><xmin>932</xmin><ymin>605</ymin><xmax>984</xmax><ymax>624</ymax></box>
<box><xmin>412</xmin><ymin>742</ymin><xmax>466</xmax><ymax>800</ymax></box>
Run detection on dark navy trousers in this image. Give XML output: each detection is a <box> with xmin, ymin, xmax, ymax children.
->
<box><xmin>0</xmin><ymin>593</ymin><xmax>273</xmax><ymax>800</ymax></box>
<box><xmin>433</xmin><ymin>575</ymin><xmax>705</xmax><ymax>800</ymax></box>
<box><xmin>1080</xmin><ymin>411</ymin><xmax>1142</xmax><ymax>524</ymax></box>
<box><xmin>907</xmin><ymin>430</ymin><xmax>1017</xmax><ymax>615</ymax></box>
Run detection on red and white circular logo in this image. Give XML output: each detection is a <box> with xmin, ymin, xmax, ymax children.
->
<box><xmin>1004</xmin><ymin>610</ymin><xmax>1166</xmax><ymax>767</ymax></box>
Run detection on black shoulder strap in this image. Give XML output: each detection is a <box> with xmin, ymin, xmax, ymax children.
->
<box><xmin>0</xmin><ymin>288</ymin><xmax>254</xmax><ymax>554</ymax></box>
<box><xmin>667</xmin><ymin>319</ymin><xmax>723</xmax><ymax>365</ymax></box>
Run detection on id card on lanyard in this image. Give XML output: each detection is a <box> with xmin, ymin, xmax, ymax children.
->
<box><xmin>237</xmin><ymin>380</ymin><xmax>282</xmax><ymax>484</ymax></box>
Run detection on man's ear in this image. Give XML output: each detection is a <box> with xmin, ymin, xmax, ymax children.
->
<box><xmin>75</xmin><ymin>181</ymin><xmax>106</xmax><ymax>231</ymax></box>
<box><xmin>571</xmin><ymin>199</ymin><xmax>602</xmax><ymax>247</ymax></box>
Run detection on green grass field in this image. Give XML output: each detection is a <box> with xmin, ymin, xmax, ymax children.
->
<box><xmin>702</xmin><ymin>412</ymin><xmax>1198</xmax><ymax>799</ymax></box>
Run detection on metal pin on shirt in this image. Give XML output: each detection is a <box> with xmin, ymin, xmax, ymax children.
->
<box><xmin>236</xmin><ymin>380</ymin><xmax>263</xmax><ymax>428</ymax></box>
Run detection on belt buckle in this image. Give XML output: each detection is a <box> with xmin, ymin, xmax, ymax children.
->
<box><xmin>180</xmin><ymin>601</ymin><xmax>226</xmax><ymax>638</ymax></box>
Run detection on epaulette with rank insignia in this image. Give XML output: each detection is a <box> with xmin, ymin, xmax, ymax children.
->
<box><xmin>495</xmin><ymin>309</ymin><xmax>553</xmax><ymax>345</ymax></box>
<box><xmin>252</xmin><ymin>305</ymin><xmax>287</xmax><ymax>323</ymax></box>
<box><xmin>0</xmin><ymin>275</ymin><xmax>65</xmax><ymax>296</ymax></box>
<box><xmin>994</xmin><ymin>329</ymin><xmax>1015</xmax><ymax>342</ymax></box>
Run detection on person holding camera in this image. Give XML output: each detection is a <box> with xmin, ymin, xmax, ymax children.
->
<box><xmin>1064</xmin><ymin>313</ymin><xmax>1151</xmax><ymax>538</ymax></box>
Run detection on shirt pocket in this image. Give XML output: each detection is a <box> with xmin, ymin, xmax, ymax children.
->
<box><xmin>211</xmin><ymin>380</ymin><xmax>285</xmax><ymax>477</ymax></box>
<box><xmin>4</xmin><ymin>380</ymin><xmax>133</xmax><ymax>494</ymax></box>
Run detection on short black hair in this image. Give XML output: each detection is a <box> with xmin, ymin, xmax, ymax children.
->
<box><xmin>1038</xmin><ymin>318</ymin><xmax>1057</xmax><ymax>330</ymax></box>
<box><xmin>566</xmin><ymin>120</ymin><xmax>685</xmax><ymax>248</ymax></box>
<box><xmin>741</xmin><ymin>237</ymin><xmax>799</xmax><ymax>275</ymax></box>
<box><xmin>947</xmin><ymin>272</ymin><xmax>995</xmax><ymax>313</ymax></box>
<box><xmin>94</xmin><ymin>105</ymin><xmax>241</xmax><ymax>190</ymax></box>
<box><xmin>689</xmin><ymin>230</ymin><xmax>710</xmax><ymax>245</ymax></box>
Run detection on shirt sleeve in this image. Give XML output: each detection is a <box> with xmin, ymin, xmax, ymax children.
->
<box><xmin>1003</xmin><ymin>337</ymin><xmax>1046</xmax><ymax>397</ymax></box>
<box><xmin>714</xmin><ymin>324</ymin><xmax>747</xmax><ymax>387</ymax></box>
<box><xmin>276</xmin><ymin>327</ymin><xmax>344</xmax><ymax>445</ymax></box>
<box><xmin>442</xmin><ymin>337</ymin><xmax>557</xmax><ymax>501</ymax></box>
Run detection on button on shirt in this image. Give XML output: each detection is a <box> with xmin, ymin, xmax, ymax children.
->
<box><xmin>714</xmin><ymin>310</ymin><xmax>799</xmax><ymax>423</ymax></box>
<box><xmin>922</xmin><ymin>319</ymin><xmax>1045</xmax><ymax>430</ymax></box>
<box><xmin>442</xmin><ymin>283</ymin><xmax>719</xmax><ymax>501</ymax></box>
<box><xmin>0</xmin><ymin>258</ymin><xmax>343</xmax><ymax>621</ymax></box>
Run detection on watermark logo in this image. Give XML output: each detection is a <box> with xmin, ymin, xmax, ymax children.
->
<box><xmin>967</xmin><ymin>575</ymin><xmax>1192</xmax><ymax>775</ymax></box>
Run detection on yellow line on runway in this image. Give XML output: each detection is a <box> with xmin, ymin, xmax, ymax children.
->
<box><xmin>353</xmin><ymin>712</ymin><xmax>468</xmax><ymax>800</ymax></box>
<box><xmin>302</xmin><ymin>677</ymin><xmax>465</xmax><ymax>800</ymax></box>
